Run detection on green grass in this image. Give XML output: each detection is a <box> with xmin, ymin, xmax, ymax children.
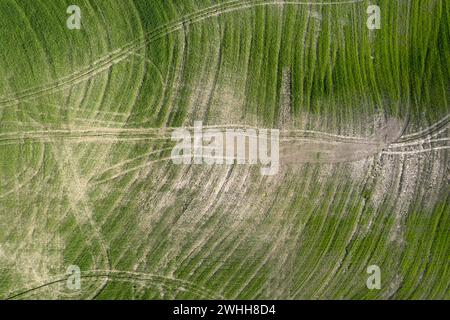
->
<box><xmin>0</xmin><ymin>0</ymin><xmax>448</xmax><ymax>300</ymax></box>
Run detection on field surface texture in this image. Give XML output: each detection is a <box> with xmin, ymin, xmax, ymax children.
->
<box><xmin>0</xmin><ymin>0</ymin><xmax>449</xmax><ymax>299</ymax></box>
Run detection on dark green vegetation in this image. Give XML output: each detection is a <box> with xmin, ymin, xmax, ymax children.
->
<box><xmin>0</xmin><ymin>0</ymin><xmax>448</xmax><ymax>299</ymax></box>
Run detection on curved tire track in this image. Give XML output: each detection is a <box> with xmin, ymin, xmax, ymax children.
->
<box><xmin>0</xmin><ymin>0</ymin><xmax>364</xmax><ymax>109</ymax></box>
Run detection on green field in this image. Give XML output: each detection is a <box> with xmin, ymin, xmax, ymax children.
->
<box><xmin>0</xmin><ymin>0</ymin><xmax>448</xmax><ymax>299</ymax></box>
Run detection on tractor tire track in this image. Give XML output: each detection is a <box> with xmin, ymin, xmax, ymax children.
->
<box><xmin>5</xmin><ymin>270</ymin><xmax>222</xmax><ymax>300</ymax></box>
<box><xmin>0</xmin><ymin>0</ymin><xmax>364</xmax><ymax>109</ymax></box>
